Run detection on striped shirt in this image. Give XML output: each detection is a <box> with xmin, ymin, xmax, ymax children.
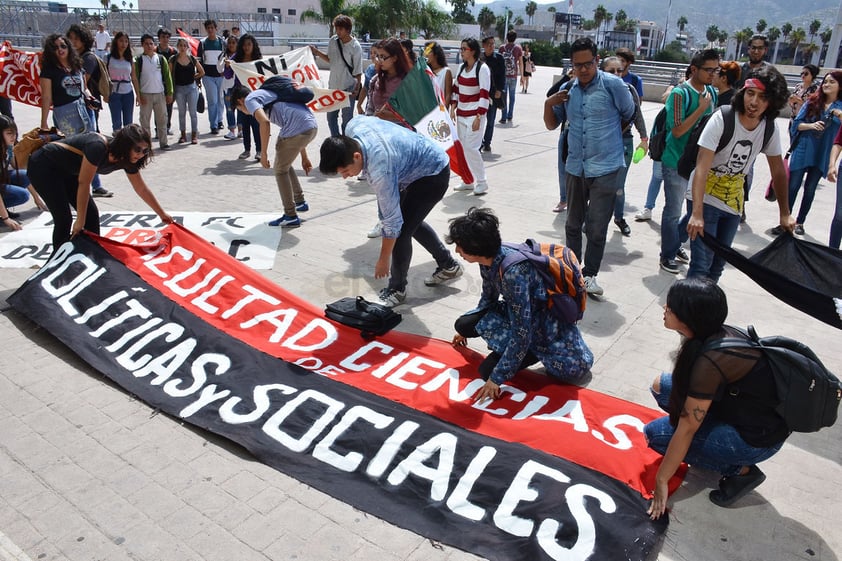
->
<box><xmin>452</xmin><ymin>61</ymin><xmax>490</xmax><ymax>118</ymax></box>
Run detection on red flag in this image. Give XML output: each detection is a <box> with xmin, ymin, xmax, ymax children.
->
<box><xmin>0</xmin><ymin>41</ymin><xmax>43</xmax><ymax>107</ymax></box>
<box><xmin>176</xmin><ymin>28</ymin><xmax>200</xmax><ymax>57</ymax></box>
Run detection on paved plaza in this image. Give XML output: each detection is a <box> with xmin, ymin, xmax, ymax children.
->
<box><xmin>1</xmin><ymin>67</ymin><xmax>840</xmax><ymax>561</ymax></box>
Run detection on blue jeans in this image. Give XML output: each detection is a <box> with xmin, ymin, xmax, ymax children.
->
<box><xmin>660</xmin><ymin>166</ymin><xmax>687</xmax><ymax>260</ymax></box>
<box><xmin>788</xmin><ymin>166</ymin><xmax>823</xmax><ymax>225</ymax></box>
<box><xmin>483</xmin><ymin>103</ymin><xmax>497</xmax><ymax>148</ymax></box>
<box><xmin>557</xmin><ymin>130</ymin><xmax>567</xmax><ymax>203</ymax></box>
<box><xmin>174</xmin><ymin>83</ymin><xmax>199</xmax><ymax>134</ymax></box>
<box><xmin>202</xmin><ymin>75</ymin><xmax>224</xmax><ymax>130</ymax></box>
<box><xmin>223</xmin><ymin>87</ymin><xmax>236</xmax><ymax>129</ymax></box>
<box><xmin>614</xmin><ymin>136</ymin><xmax>633</xmax><ymax>220</ymax></box>
<box><xmin>565</xmin><ymin>169</ymin><xmax>620</xmax><ymax>277</ymax></box>
<box><xmin>2</xmin><ymin>170</ymin><xmax>30</xmax><ymax>207</ymax></box>
<box><xmin>108</xmin><ymin>91</ymin><xmax>134</xmax><ymax>132</ymax></box>
<box><xmin>644</xmin><ymin>372</ymin><xmax>783</xmax><ymax>477</ymax></box>
<box><xmin>326</xmin><ymin>95</ymin><xmax>355</xmax><ymax>137</ymax></box>
<box><xmin>831</xmin><ymin>169</ymin><xmax>842</xmax><ymax>249</ymax></box>
<box><xmin>687</xmin><ymin>203</ymin><xmax>741</xmax><ymax>282</ymax></box>
<box><xmin>644</xmin><ymin>160</ymin><xmax>663</xmax><ymax>210</ymax></box>
<box><xmin>503</xmin><ymin>77</ymin><xmax>517</xmax><ymax>121</ymax></box>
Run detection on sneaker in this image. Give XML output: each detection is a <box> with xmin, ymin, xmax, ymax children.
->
<box><xmin>553</xmin><ymin>202</ymin><xmax>567</xmax><ymax>213</ymax></box>
<box><xmin>709</xmin><ymin>465</ymin><xmax>766</xmax><ymax>507</ymax></box>
<box><xmin>634</xmin><ymin>207</ymin><xmax>652</xmax><ymax>221</ymax></box>
<box><xmin>159</xmin><ymin>144</ymin><xmax>171</xmax><ymax>151</ymax></box>
<box><xmin>210</xmin><ymin>128</ymin><xmax>219</xmax><ymax>135</ymax></box>
<box><xmin>166</xmin><ymin>128</ymin><xmax>173</xmax><ymax>136</ymax></box>
<box><xmin>473</xmin><ymin>183</ymin><xmax>488</xmax><ymax>196</ymax></box>
<box><xmin>675</xmin><ymin>247</ymin><xmax>690</xmax><ymax>264</ymax></box>
<box><xmin>482</xmin><ymin>144</ymin><xmax>491</xmax><ymax>152</ymax></box>
<box><xmin>224</xmin><ymin>131</ymin><xmax>237</xmax><ymax>140</ymax></box>
<box><xmin>217</xmin><ymin>122</ymin><xmax>224</xmax><ymax>130</ymax></box>
<box><xmin>659</xmin><ymin>258</ymin><xmax>680</xmax><ymax>274</ymax></box>
<box><xmin>583</xmin><ymin>276</ymin><xmax>603</xmax><ymax>296</ymax></box>
<box><xmin>794</xmin><ymin>224</ymin><xmax>805</xmax><ymax>235</ymax></box>
<box><xmin>424</xmin><ymin>263</ymin><xmax>463</xmax><ymax>286</ymax></box>
<box><xmin>453</xmin><ymin>183</ymin><xmax>474</xmax><ymax>191</ymax></box>
<box><xmin>268</xmin><ymin>214</ymin><xmax>300</xmax><ymax>228</ymax></box>
<box><xmin>295</xmin><ymin>201</ymin><xmax>309</xmax><ymax>212</ymax></box>
<box><xmin>499</xmin><ymin>118</ymin><xmax>507</xmax><ymax>124</ymax></box>
<box><xmin>367</xmin><ymin>222</ymin><xmax>382</xmax><ymax>238</ymax></box>
<box><xmin>377</xmin><ymin>287</ymin><xmax>406</xmax><ymax>308</ymax></box>
<box><xmin>770</xmin><ymin>225</ymin><xmax>785</xmax><ymax>236</ymax></box>
<box><xmin>614</xmin><ymin>218</ymin><xmax>631</xmax><ymax>236</ymax></box>
<box><xmin>238</xmin><ymin>150</ymin><xmax>250</xmax><ymax>160</ymax></box>
<box><xmin>254</xmin><ymin>152</ymin><xmax>262</xmax><ymax>161</ymax></box>
<box><xmin>92</xmin><ymin>187</ymin><xmax>113</xmax><ymax>198</ymax></box>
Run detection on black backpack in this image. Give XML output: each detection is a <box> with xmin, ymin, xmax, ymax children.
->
<box><xmin>703</xmin><ymin>325</ymin><xmax>842</xmax><ymax>434</ymax></box>
<box><xmin>648</xmin><ymin>84</ymin><xmax>691</xmax><ymax>162</ymax></box>
<box><xmin>325</xmin><ymin>296</ymin><xmax>402</xmax><ymax>340</ymax></box>
<box><xmin>676</xmin><ymin>105</ymin><xmax>775</xmax><ymax>179</ymax></box>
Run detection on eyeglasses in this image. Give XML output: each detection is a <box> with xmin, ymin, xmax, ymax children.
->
<box><xmin>748</xmin><ymin>45</ymin><xmax>766</xmax><ymax>51</ymax></box>
<box><xmin>603</xmin><ymin>68</ymin><xmax>621</xmax><ymax>74</ymax></box>
<box><xmin>373</xmin><ymin>54</ymin><xmax>392</xmax><ymax>62</ymax></box>
<box><xmin>699</xmin><ymin>66</ymin><xmax>720</xmax><ymax>74</ymax></box>
<box><xmin>572</xmin><ymin>58</ymin><xmax>596</xmax><ymax>71</ymax></box>
<box><xmin>132</xmin><ymin>145</ymin><xmax>150</xmax><ymax>155</ymax></box>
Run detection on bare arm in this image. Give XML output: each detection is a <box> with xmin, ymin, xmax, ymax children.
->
<box><xmin>543</xmin><ymin>90</ymin><xmax>567</xmax><ymax>130</ymax></box>
<box><xmin>686</xmin><ymin>146</ymin><xmax>715</xmax><ymax>240</ymax></box>
<box><xmin>254</xmin><ymin>107</ymin><xmax>272</xmax><ymax>169</ymax></box>
<box><xmin>71</xmin><ymin>156</ymin><xmax>99</xmax><ymax>237</ymax></box>
<box><xmin>767</xmin><ymin>155</ymin><xmax>795</xmax><ymax>232</ymax></box>
<box><xmin>829</xmin><ymin>144</ymin><xmax>842</xmax><ymax>182</ymax></box>
<box><xmin>670</xmin><ymin>89</ymin><xmax>712</xmax><ymax>138</ymax></box>
<box><xmin>40</xmin><ymin>77</ymin><xmax>53</xmax><ymax>130</ymax></box>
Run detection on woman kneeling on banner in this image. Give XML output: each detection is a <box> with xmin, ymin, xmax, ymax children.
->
<box><xmin>446</xmin><ymin>207</ymin><xmax>594</xmax><ymax>403</ymax></box>
<box><xmin>28</xmin><ymin>124</ymin><xmax>173</xmax><ymax>253</ymax></box>
<box><xmin>645</xmin><ymin>278</ymin><xmax>788</xmax><ymax>520</ymax></box>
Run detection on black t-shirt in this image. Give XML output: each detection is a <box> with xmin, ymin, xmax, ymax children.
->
<box><xmin>38</xmin><ymin>132</ymin><xmax>139</xmax><ymax>176</ymax></box>
<box><xmin>40</xmin><ymin>64</ymin><xmax>85</xmax><ymax>107</ymax></box>
<box><xmin>80</xmin><ymin>50</ymin><xmax>100</xmax><ymax>98</ymax></box>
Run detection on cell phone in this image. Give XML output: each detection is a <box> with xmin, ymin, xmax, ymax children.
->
<box><xmin>86</xmin><ymin>97</ymin><xmax>102</xmax><ymax>110</ymax></box>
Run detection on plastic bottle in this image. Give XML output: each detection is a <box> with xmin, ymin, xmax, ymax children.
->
<box><xmin>632</xmin><ymin>146</ymin><xmax>646</xmax><ymax>164</ymax></box>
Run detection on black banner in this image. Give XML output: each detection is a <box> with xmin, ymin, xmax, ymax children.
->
<box><xmin>8</xmin><ymin>237</ymin><xmax>666</xmax><ymax>561</ymax></box>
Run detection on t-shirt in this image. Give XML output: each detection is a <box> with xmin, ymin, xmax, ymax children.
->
<box><xmin>94</xmin><ymin>30</ymin><xmax>111</xmax><ymax>51</ymax></box>
<box><xmin>107</xmin><ymin>55</ymin><xmax>133</xmax><ymax>95</ymax></box>
<box><xmin>688</xmin><ymin>110</ymin><xmax>781</xmax><ymax>215</ymax></box>
<box><xmin>244</xmin><ymin>89</ymin><xmax>317</xmax><ymax>138</ymax></box>
<box><xmin>36</xmin><ymin>132</ymin><xmax>138</xmax><ymax>176</ymax></box>
<box><xmin>80</xmin><ymin>51</ymin><xmax>100</xmax><ymax>97</ymax></box>
<box><xmin>662</xmin><ymin>82</ymin><xmax>717</xmax><ymax>169</ymax></box>
<box><xmin>40</xmin><ymin>65</ymin><xmax>85</xmax><ymax>107</ymax></box>
<box><xmin>198</xmin><ymin>36</ymin><xmax>225</xmax><ymax>77</ymax></box>
<box><xmin>327</xmin><ymin>35</ymin><xmax>363</xmax><ymax>91</ymax></box>
<box><xmin>499</xmin><ymin>43</ymin><xmax>523</xmax><ymax>78</ymax></box>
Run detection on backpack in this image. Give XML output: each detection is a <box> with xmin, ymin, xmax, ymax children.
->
<box><xmin>648</xmin><ymin>84</ymin><xmax>691</xmax><ymax>162</ymax></box>
<box><xmin>325</xmin><ymin>296</ymin><xmax>402</xmax><ymax>340</ymax></box>
<box><xmin>703</xmin><ymin>325</ymin><xmax>842</xmax><ymax>434</ymax></box>
<box><xmin>676</xmin><ymin>105</ymin><xmax>775</xmax><ymax>179</ymax></box>
<box><xmin>13</xmin><ymin>127</ymin><xmax>65</xmax><ymax>169</ymax></box>
<box><xmin>258</xmin><ymin>75</ymin><xmax>315</xmax><ymax>116</ymax></box>
<box><xmin>95</xmin><ymin>53</ymin><xmax>112</xmax><ymax>103</ymax></box>
<box><xmin>500</xmin><ymin>239</ymin><xmax>586</xmax><ymax>324</ymax></box>
<box><xmin>500</xmin><ymin>44</ymin><xmax>516</xmax><ymax>76</ymax></box>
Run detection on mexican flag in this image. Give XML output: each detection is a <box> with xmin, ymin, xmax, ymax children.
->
<box><xmin>386</xmin><ymin>59</ymin><xmax>474</xmax><ymax>185</ymax></box>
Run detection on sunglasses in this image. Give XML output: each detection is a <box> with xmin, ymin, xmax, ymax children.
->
<box><xmin>54</xmin><ymin>43</ymin><xmax>68</xmax><ymax>50</ymax></box>
<box><xmin>132</xmin><ymin>145</ymin><xmax>150</xmax><ymax>155</ymax></box>
<box><xmin>801</xmin><ymin>71</ymin><xmax>810</xmax><ymax>76</ymax></box>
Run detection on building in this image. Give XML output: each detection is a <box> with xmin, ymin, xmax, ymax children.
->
<box><xmin>637</xmin><ymin>20</ymin><xmax>664</xmax><ymax>59</ymax></box>
<box><xmin>138</xmin><ymin>0</ymin><xmax>316</xmax><ymax>25</ymax></box>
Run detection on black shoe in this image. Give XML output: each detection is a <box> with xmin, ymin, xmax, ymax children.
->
<box><xmin>659</xmin><ymin>258</ymin><xmax>680</xmax><ymax>274</ymax></box>
<box><xmin>675</xmin><ymin>247</ymin><xmax>690</xmax><ymax>264</ymax></box>
<box><xmin>794</xmin><ymin>224</ymin><xmax>805</xmax><ymax>235</ymax></box>
<box><xmin>770</xmin><ymin>225</ymin><xmax>784</xmax><ymax>236</ymax></box>
<box><xmin>709</xmin><ymin>466</ymin><xmax>766</xmax><ymax>507</ymax></box>
<box><xmin>499</xmin><ymin>118</ymin><xmax>507</xmax><ymax>124</ymax></box>
<box><xmin>92</xmin><ymin>187</ymin><xmax>113</xmax><ymax>198</ymax></box>
<box><xmin>614</xmin><ymin>218</ymin><xmax>631</xmax><ymax>236</ymax></box>
<box><xmin>482</xmin><ymin>144</ymin><xmax>491</xmax><ymax>152</ymax></box>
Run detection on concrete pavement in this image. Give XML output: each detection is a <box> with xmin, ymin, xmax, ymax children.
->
<box><xmin>1</xmin><ymin>67</ymin><xmax>840</xmax><ymax>561</ymax></box>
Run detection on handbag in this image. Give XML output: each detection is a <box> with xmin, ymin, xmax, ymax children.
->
<box><xmin>196</xmin><ymin>89</ymin><xmax>205</xmax><ymax>113</ymax></box>
<box><xmin>13</xmin><ymin>127</ymin><xmax>66</xmax><ymax>169</ymax></box>
<box><xmin>325</xmin><ymin>296</ymin><xmax>402</xmax><ymax>339</ymax></box>
<box><xmin>765</xmin><ymin>134</ymin><xmax>799</xmax><ymax>202</ymax></box>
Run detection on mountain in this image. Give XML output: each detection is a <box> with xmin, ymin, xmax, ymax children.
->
<box><xmin>474</xmin><ymin>0</ymin><xmax>838</xmax><ymax>44</ymax></box>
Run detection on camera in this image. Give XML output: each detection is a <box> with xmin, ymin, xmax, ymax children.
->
<box><xmin>86</xmin><ymin>97</ymin><xmax>103</xmax><ymax>110</ymax></box>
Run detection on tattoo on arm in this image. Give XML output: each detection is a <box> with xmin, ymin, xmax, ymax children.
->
<box><xmin>691</xmin><ymin>406</ymin><xmax>707</xmax><ymax>423</ymax></box>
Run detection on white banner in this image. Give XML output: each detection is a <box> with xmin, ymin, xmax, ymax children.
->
<box><xmin>230</xmin><ymin>46</ymin><xmax>350</xmax><ymax>113</ymax></box>
<box><xmin>0</xmin><ymin>212</ymin><xmax>283</xmax><ymax>269</ymax></box>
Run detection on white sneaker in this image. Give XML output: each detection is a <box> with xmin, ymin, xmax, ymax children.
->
<box><xmin>453</xmin><ymin>183</ymin><xmax>475</xmax><ymax>191</ymax></box>
<box><xmin>223</xmin><ymin>131</ymin><xmax>237</xmax><ymax>140</ymax></box>
<box><xmin>473</xmin><ymin>182</ymin><xmax>488</xmax><ymax>196</ymax></box>
<box><xmin>238</xmin><ymin>150</ymin><xmax>250</xmax><ymax>159</ymax></box>
<box><xmin>367</xmin><ymin>222</ymin><xmax>382</xmax><ymax>238</ymax></box>
<box><xmin>634</xmin><ymin>208</ymin><xmax>652</xmax><ymax>221</ymax></box>
<box><xmin>377</xmin><ymin>288</ymin><xmax>406</xmax><ymax>308</ymax></box>
<box><xmin>254</xmin><ymin>151</ymin><xmax>262</xmax><ymax>161</ymax></box>
<box><xmin>583</xmin><ymin>276</ymin><xmax>603</xmax><ymax>296</ymax></box>
<box><xmin>423</xmin><ymin>263</ymin><xmax>463</xmax><ymax>286</ymax></box>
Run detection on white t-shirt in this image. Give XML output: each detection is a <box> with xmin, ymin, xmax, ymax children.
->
<box><xmin>687</xmin><ymin>110</ymin><xmax>782</xmax><ymax>214</ymax></box>
<box><xmin>95</xmin><ymin>30</ymin><xmax>111</xmax><ymax>51</ymax></box>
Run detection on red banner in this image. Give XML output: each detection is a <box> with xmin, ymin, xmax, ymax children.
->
<box><xmin>0</xmin><ymin>41</ymin><xmax>42</xmax><ymax>107</ymax></box>
<box><xmin>95</xmin><ymin>223</ymin><xmax>684</xmax><ymax>497</ymax></box>
<box><xmin>176</xmin><ymin>28</ymin><xmax>200</xmax><ymax>57</ymax></box>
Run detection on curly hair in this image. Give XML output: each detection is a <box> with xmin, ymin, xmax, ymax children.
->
<box><xmin>446</xmin><ymin>207</ymin><xmax>502</xmax><ymax>258</ymax></box>
<box><xmin>424</xmin><ymin>41</ymin><xmax>447</xmax><ymax>70</ymax></box>
<box><xmin>67</xmin><ymin>24</ymin><xmax>94</xmax><ymax>52</ymax></box>
<box><xmin>235</xmin><ymin>33</ymin><xmax>262</xmax><ymax>62</ymax></box>
<box><xmin>733</xmin><ymin>65</ymin><xmax>790</xmax><ymax>118</ymax></box>
<box><xmin>804</xmin><ymin>70</ymin><xmax>842</xmax><ymax>121</ymax></box>
<box><xmin>42</xmin><ymin>33</ymin><xmax>82</xmax><ymax>72</ymax></box>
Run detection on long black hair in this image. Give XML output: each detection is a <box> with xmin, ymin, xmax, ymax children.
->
<box><xmin>0</xmin><ymin>115</ymin><xmax>18</xmax><ymax>182</ymax></box>
<box><xmin>665</xmin><ymin>278</ymin><xmax>728</xmax><ymax>426</ymax></box>
<box><xmin>109</xmin><ymin>31</ymin><xmax>133</xmax><ymax>61</ymax></box>
<box><xmin>42</xmin><ymin>33</ymin><xmax>82</xmax><ymax>72</ymax></box>
<box><xmin>108</xmin><ymin>124</ymin><xmax>153</xmax><ymax>169</ymax></box>
<box><xmin>235</xmin><ymin>33</ymin><xmax>262</xmax><ymax>62</ymax></box>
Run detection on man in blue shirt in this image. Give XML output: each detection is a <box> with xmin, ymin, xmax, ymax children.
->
<box><xmin>319</xmin><ymin>117</ymin><xmax>462</xmax><ymax>307</ymax></box>
<box><xmin>544</xmin><ymin>37</ymin><xmax>635</xmax><ymax>297</ymax></box>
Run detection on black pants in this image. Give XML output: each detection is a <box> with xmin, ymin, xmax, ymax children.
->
<box><xmin>454</xmin><ymin>308</ymin><xmax>539</xmax><ymax>380</ymax></box>
<box><xmin>29</xmin><ymin>152</ymin><xmax>100</xmax><ymax>252</ymax></box>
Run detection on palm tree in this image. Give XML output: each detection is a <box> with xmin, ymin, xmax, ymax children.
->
<box><xmin>808</xmin><ymin>19</ymin><xmax>821</xmax><ymax>44</ymax></box>
<box><xmin>677</xmin><ymin>15</ymin><xmax>688</xmax><ymax>33</ymax></box>
<box><xmin>803</xmin><ymin>42</ymin><xmax>819</xmax><ymax>66</ymax></box>
<box><xmin>768</xmin><ymin>26</ymin><xmax>781</xmax><ymax>64</ymax></box>
<box><xmin>300</xmin><ymin>0</ymin><xmax>347</xmax><ymax>36</ymax></box>
<box><xmin>734</xmin><ymin>28</ymin><xmax>750</xmax><ymax>59</ymax></box>
<box><xmin>593</xmin><ymin>4</ymin><xmax>608</xmax><ymax>46</ymax></box>
<box><xmin>477</xmin><ymin>6</ymin><xmax>495</xmax><ymax>35</ymax></box>
<box><xmin>547</xmin><ymin>6</ymin><xmax>556</xmax><ymax>13</ymax></box>
<box><xmin>789</xmin><ymin>27</ymin><xmax>806</xmax><ymax>64</ymax></box>
<box><xmin>706</xmin><ymin>24</ymin><xmax>720</xmax><ymax>47</ymax></box>
<box><xmin>525</xmin><ymin>1</ymin><xmax>537</xmax><ymax>25</ymax></box>
<box><xmin>781</xmin><ymin>22</ymin><xmax>792</xmax><ymax>46</ymax></box>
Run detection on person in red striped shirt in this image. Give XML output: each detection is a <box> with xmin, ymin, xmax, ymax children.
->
<box><xmin>451</xmin><ymin>38</ymin><xmax>490</xmax><ymax>196</ymax></box>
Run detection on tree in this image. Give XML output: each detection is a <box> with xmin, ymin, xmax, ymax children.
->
<box><xmin>718</xmin><ymin>29</ymin><xmax>728</xmax><ymax>45</ymax></box>
<box><xmin>789</xmin><ymin>27</ymin><xmax>806</xmax><ymax>64</ymax></box>
<box><xmin>581</xmin><ymin>19</ymin><xmax>597</xmax><ymax>31</ymax></box>
<box><xmin>706</xmin><ymin>24</ymin><xmax>720</xmax><ymax>46</ymax></box>
<box><xmin>100</xmin><ymin>0</ymin><xmax>109</xmax><ymax>12</ymax></box>
<box><xmin>525</xmin><ymin>1</ymin><xmax>537</xmax><ymax>25</ymax></box>
<box><xmin>495</xmin><ymin>11</ymin><xmax>513</xmax><ymax>41</ymax></box>
<box><xmin>808</xmin><ymin>19</ymin><xmax>821</xmax><ymax>43</ymax></box>
<box><xmin>756</xmin><ymin>19</ymin><xmax>767</xmax><ymax>34</ymax></box>
<box><xmin>593</xmin><ymin>4</ymin><xmax>608</xmax><ymax>46</ymax></box>
<box><xmin>615</xmin><ymin>9</ymin><xmax>627</xmax><ymax>25</ymax></box>
<box><xmin>803</xmin><ymin>42</ymin><xmax>819</xmax><ymax>65</ymax></box>
<box><xmin>820</xmin><ymin>27</ymin><xmax>833</xmax><ymax>65</ymax></box>
<box><xmin>416</xmin><ymin>0</ymin><xmax>455</xmax><ymax>39</ymax></box>
<box><xmin>768</xmin><ymin>26</ymin><xmax>781</xmax><ymax>64</ymax></box>
<box><xmin>781</xmin><ymin>22</ymin><xmax>792</xmax><ymax>44</ymax></box>
<box><xmin>477</xmin><ymin>7</ymin><xmax>496</xmax><ymax>35</ymax></box>
<box><xmin>351</xmin><ymin>1</ymin><xmax>387</xmax><ymax>40</ymax></box>
<box><xmin>446</xmin><ymin>0</ymin><xmax>475</xmax><ymax>24</ymax></box>
<box><xmin>615</xmin><ymin>18</ymin><xmax>636</xmax><ymax>33</ymax></box>
<box><xmin>301</xmin><ymin>0</ymin><xmax>347</xmax><ymax>35</ymax></box>
<box><xmin>733</xmin><ymin>28</ymin><xmax>750</xmax><ymax>59</ymax></box>
<box><xmin>514</xmin><ymin>16</ymin><xmax>524</xmax><ymax>26</ymax></box>
<box><xmin>677</xmin><ymin>15</ymin><xmax>688</xmax><ymax>33</ymax></box>
<box><xmin>547</xmin><ymin>6</ymin><xmax>556</xmax><ymax>13</ymax></box>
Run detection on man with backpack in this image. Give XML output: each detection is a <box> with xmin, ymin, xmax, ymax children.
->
<box><xmin>685</xmin><ymin>66</ymin><xmax>794</xmax><ymax>281</ymax></box>
<box><xmin>480</xmin><ymin>35</ymin><xmax>506</xmax><ymax>152</ymax></box>
<box><xmin>447</xmin><ymin>207</ymin><xmax>593</xmax><ymax>403</ymax></box>
<box><xmin>309</xmin><ymin>14</ymin><xmax>362</xmax><ymax>137</ymax></box>
<box><xmin>658</xmin><ymin>49</ymin><xmax>719</xmax><ymax>275</ymax></box>
<box><xmin>497</xmin><ymin>30</ymin><xmax>522</xmax><ymax>124</ymax></box>
<box><xmin>197</xmin><ymin>19</ymin><xmax>225</xmax><ymax>134</ymax></box>
<box><xmin>544</xmin><ymin>37</ymin><xmax>635</xmax><ymax>297</ymax></box>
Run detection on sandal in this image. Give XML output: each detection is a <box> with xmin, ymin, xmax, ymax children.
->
<box><xmin>553</xmin><ymin>202</ymin><xmax>567</xmax><ymax>213</ymax></box>
<box><xmin>709</xmin><ymin>465</ymin><xmax>766</xmax><ymax>507</ymax></box>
